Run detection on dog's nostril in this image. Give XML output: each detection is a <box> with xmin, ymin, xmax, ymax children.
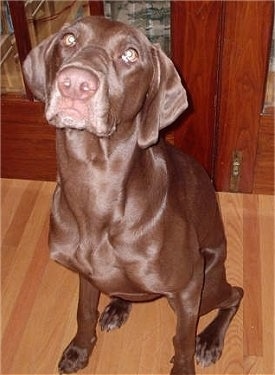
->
<box><xmin>63</xmin><ymin>78</ymin><xmax>71</xmax><ymax>88</ymax></box>
<box><xmin>81</xmin><ymin>82</ymin><xmax>92</xmax><ymax>92</ymax></box>
<box><xmin>57</xmin><ymin>67</ymin><xmax>99</xmax><ymax>100</ymax></box>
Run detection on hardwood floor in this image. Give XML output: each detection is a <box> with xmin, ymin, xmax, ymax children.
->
<box><xmin>1</xmin><ymin>179</ymin><xmax>274</xmax><ymax>374</ymax></box>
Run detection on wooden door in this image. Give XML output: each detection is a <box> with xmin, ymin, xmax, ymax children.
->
<box><xmin>171</xmin><ymin>1</ymin><xmax>274</xmax><ymax>193</ymax></box>
<box><xmin>1</xmin><ymin>1</ymin><xmax>274</xmax><ymax>193</ymax></box>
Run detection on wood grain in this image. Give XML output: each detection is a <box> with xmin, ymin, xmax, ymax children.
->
<box><xmin>171</xmin><ymin>1</ymin><xmax>223</xmax><ymax>175</ymax></box>
<box><xmin>1</xmin><ymin>98</ymin><xmax>57</xmax><ymax>181</ymax></box>
<box><xmin>1</xmin><ymin>179</ymin><xmax>274</xmax><ymax>374</ymax></box>
<box><xmin>215</xmin><ymin>1</ymin><xmax>274</xmax><ymax>192</ymax></box>
<box><xmin>253</xmin><ymin>114</ymin><xmax>274</xmax><ymax>195</ymax></box>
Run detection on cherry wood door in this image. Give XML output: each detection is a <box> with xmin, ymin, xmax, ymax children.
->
<box><xmin>1</xmin><ymin>1</ymin><xmax>274</xmax><ymax>193</ymax></box>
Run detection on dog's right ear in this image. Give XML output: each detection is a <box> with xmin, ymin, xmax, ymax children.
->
<box><xmin>23</xmin><ymin>33</ymin><xmax>58</xmax><ymax>102</ymax></box>
<box><xmin>137</xmin><ymin>45</ymin><xmax>188</xmax><ymax>149</ymax></box>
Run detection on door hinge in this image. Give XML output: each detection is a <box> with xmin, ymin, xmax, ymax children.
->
<box><xmin>230</xmin><ymin>151</ymin><xmax>242</xmax><ymax>192</ymax></box>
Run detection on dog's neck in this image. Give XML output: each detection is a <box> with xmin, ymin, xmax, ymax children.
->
<box><xmin>55</xmin><ymin>127</ymin><xmax>167</xmax><ymax>233</ymax></box>
<box><xmin>56</xmin><ymin>126</ymin><xmax>140</xmax><ymax>168</ymax></box>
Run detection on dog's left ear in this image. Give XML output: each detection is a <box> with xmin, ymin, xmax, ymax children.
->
<box><xmin>137</xmin><ymin>45</ymin><xmax>188</xmax><ymax>148</ymax></box>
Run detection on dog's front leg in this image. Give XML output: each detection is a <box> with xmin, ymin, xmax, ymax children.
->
<box><xmin>167</xmin><ymin>282</ymin><xmax>202</xmax><ymax>375</ymax></box>
<box><xmin>58</xmin><ymin>275</ymin><xmax>100</xmax><ymax>374</ymax></box>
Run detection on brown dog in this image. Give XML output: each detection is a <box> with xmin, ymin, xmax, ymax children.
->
<box><xmin>23</xmin><ymin>16</ymin><xmax>243</xmax><ymax>374</ymax></box>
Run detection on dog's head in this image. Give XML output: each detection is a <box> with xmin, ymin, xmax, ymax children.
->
<box><xmin>23</xmin><ymin>16</ymin><xmax>188</xmax><ymax>148</ymax></box>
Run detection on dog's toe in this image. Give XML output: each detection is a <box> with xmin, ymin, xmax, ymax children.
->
<box><xmin>58</xmin><ymin>343</ymin><xmax>89</xmax><ymax>374</ymax></box>
<box><xmin>195</xmin><ymin>331</ymin><xmax>223</xmax><ymax>367</ymax></box>
<box><xmin>99</xmin><ymin>298</ymin><xmax>132</xmax><ymax>332</ymax></box>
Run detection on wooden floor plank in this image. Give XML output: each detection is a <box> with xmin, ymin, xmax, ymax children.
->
<box><xmin>243</xmin><ymin>195</ymin><xmax>263</xmax><ymax>358</ymax></box>
<box><xmin>259</xmin><ymin>195</ymin><xmax>274</xmax><ymax>374</ymax></box>
<box><xmin>1</xmin><ymin>179</ymin><xmax>274</xmax><ymax>374</ymax></box>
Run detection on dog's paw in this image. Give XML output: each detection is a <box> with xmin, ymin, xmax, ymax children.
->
<box><xmin>195</xmin><ymin>330</ymin><xmax>223</xmax><ymax>368</ymax></box>
<box><xmin>170</xmin><ymin>358</ymin><xmax>195</xmax><ymax>374</ymax></box>
<box><xmin>58</xmin><ymin>343</ymin><xmax>90</xmax><ymax>374</ymax></box>
<box><xmin>99</xmin><ymin>298</ymin><xmax>132</xmax><ymax>332</ymax></box>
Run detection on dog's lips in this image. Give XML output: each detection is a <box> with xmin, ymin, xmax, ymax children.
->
<box><xmin>46</xmin><ymin>94</ymin><xmax>116</xmax><ymax>136</ymax></box>
<box><xmin>48</xmin><ymin>113</ymin><xmax>86</xmax><ymax>130</ymax></box>
<box><xmin>58</xmin><ymin>108</ymin><xmax>87</xmax><ymax>122</ymax></box>
<box><xmin>46</xmin><ymin>95</ymin><xmax>91</xmax><ymax>129</ymax></box>
<box><xmin>47</xmin><ymin>109</ymin><xmax>117</xmax><ymax>137</ymax></box>
<box><xmin>48</xmin><ymin>108</ymin><xmax>87</xmax><ymax>130</ymax></box>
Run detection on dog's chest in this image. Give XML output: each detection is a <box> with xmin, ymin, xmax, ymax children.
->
<box><xmin>51</xmin><ymin>229</ymin><xmax>163</xmax><ymax>299</ymax></box>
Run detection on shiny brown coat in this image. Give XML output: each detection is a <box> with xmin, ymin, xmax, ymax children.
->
<box><xmin>23</xmin><ymin>16</ymin><xmax>243</xmax><ymax>375</ymax></box>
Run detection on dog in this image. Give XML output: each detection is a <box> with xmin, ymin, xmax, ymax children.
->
<box><xmin>23</xmin><ymin>16</ymin><xmax>243</xmax><ymax>375</ymax></box>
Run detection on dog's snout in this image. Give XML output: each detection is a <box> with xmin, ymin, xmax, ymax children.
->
<box><xmin>57</xmin><ymin>67</ymin><xmax>99</xmax><ymax>100</ymax></box>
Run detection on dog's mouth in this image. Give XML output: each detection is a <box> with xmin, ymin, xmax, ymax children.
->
<box><xmin>49</xmin><ymin>112</ymin><xmax>86</xmax><ymax>130</ymax></box>
<box><xmin>47</xmin><ymin>106</ymin><xmax>117</xmax><ymax>137</ymax></box>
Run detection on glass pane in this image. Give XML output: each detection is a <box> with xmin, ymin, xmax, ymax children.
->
<box><xmin>1</xmin><ymin>1</ymin><xmax>25</xmax><ymax>94</ymax></box>
<box><xmin>1</xmin><ymin>0</ymin><xmax>90</xmax><ymax>95</ymax></box>
<box><xmin>104</xmin><ymin>1</ymin><xmax>171</xmax><ymax>56</ymax></box>
<box><xmin>264</xmin><ymin>16</ymin><xmax>275</xmax><ymax>110</ymax></box>
<box><xmin>25</xmin><ymin>1</ymin><xmax>89</xmax><ymax>46</ymax></box>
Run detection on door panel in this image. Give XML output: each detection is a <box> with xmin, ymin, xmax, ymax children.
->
<box><xmin>1</xmin><ymin>99</ymin><xmax>56</xmax><ymax>181</ymax></box>
<box><xmin>214</xmin><ymin>1</ymin><xmax>274</xmax><ymax>192</ymax></box>
<box><xmin>171</xmin><ymin>1</ymin><xmax>223</xmax><ymax>178</ymax></box>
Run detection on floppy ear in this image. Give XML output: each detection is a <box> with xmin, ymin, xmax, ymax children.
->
<box><xmin>23</xmin><ymin>22</ymin><xmax>75</xmax><ymax>102</ymax></box>
<box><xmin>23</xmin><ymin>35</ymin><xmax>51</xmax><ymax>101</ymax></box>
<box><xmin>137</xmin><ymin>45</ymin><xmax>188</xmax><ymax>149</ymax></box>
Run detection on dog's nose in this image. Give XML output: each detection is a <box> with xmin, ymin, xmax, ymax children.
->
<box><xmin>57</xmin><ymin>67</ymin><xmax>99</xmax><ymax>100</ymax></box>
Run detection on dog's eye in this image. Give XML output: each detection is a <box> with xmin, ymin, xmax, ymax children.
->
<box><xmin>121</xmin><ymin>48</ymin><xmax>139</xmax><ymax>63</ymax></box>
<box><xmin>63</xmin><ymin>33</ymin><xmax>77</xmax><ymax>47</ymax></box>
